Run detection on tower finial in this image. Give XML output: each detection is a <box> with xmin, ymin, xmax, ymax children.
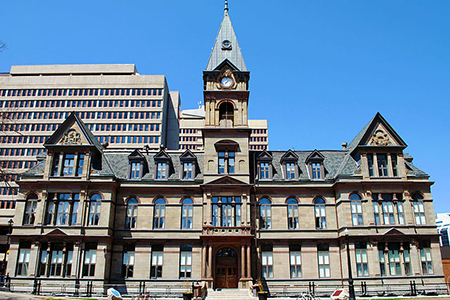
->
<box><xmin>224</xmin><ymin>0</ymin><xmax>229</xmax><ymax>14</ymax></box>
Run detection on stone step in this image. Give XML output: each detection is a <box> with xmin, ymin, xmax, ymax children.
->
<box><xmin>206</xmin><ymin>289</ymin><xmax>254</xmax><ymax>300</ymax></box>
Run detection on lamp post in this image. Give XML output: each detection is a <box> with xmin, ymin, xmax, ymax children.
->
<box><xmin>344</xmin><ymin>228</ymin><xmax>356</xmax><ymax>300</ymax></box>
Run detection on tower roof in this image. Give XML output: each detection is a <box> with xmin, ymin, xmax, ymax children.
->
<box><xmin>206</xmin><ymin>4</ymin><xmax>247</xmax><ymax>71</ymax></box>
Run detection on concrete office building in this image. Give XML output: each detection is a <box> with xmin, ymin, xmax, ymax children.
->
<box><xmin>5</xmin><ymin>3</ymin><xmax>445</xmax><ymax>297</ymax></box>
<box><xmin>0</xmin><ymin>64</ymin><xmax>180</xmax><ymax>268</ymax></box>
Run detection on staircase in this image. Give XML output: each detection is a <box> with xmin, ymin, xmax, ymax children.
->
<box><xmin>207</xmin><ymin>288</ymin><xmax>254</xmax><ymax>300</ymax></box>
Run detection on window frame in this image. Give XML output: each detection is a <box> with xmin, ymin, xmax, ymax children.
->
<box><xmin>126</xmin><ymin>198</ymin><xmax>138</xmax><ymax>229</ymax></box>
<box><xmin>23</xmin><ymin>194</ymin><xmax>38</xmax><ymax>225</ymax></box>
<box><xmin>153</xmin><ymin>198</ymin><xmax>166</xmax><ymax>229</ymax></box>
<box><xmin>259</xmin><ymin>198</ymin><xmax>272</xmax><ymax>230</ymax></box>
<box><xmin>287</xmin><ymin>198</ymin><xmax>299</xmax><ymax>230</ymax></box>
<box><xmin>350</xmin><ymin>193</ymin><xmax>363</xmax><ymax>226</ymax></box>
<box><xmin>88</xmin><ymin>193</ymin><xmax>102</xmax><ymax>226</ymax></box>
<box><xmin>181</xmin><ymin>198</ymin><xmax>194</xmax><ymax>229</ymax></box>
<box><xmin>314</xmin><ymin>198</ymin><xmax>327</xmax><ymax>229</ymax></box>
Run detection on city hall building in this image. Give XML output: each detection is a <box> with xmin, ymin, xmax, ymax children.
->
<box><xmin>5</xmin><ymin>4</ymin><xmax>444</xmax><ymax>296</ymax></box>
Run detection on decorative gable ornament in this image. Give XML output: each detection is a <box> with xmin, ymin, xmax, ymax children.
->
<box><xmin>370</xmin><ymin>129</ymin><xmax>392</xmax><ymax>146</ymax></box>
<box><xmin>61</xmin><ymin>128</ymin><xmax>82</xmax><ymax>145</ymax></box>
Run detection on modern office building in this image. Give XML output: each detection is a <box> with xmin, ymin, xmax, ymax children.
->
<box><xmin>5</xmin><ymin>3</ymin><xmax>445</xmax><ymax>297</ymax></box>
<box><xmin>0</xmin><ymin>64</ymin><xmax>181</xmax><ymax>266</ymax></box>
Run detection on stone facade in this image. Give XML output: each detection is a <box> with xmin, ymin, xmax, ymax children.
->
<box><xmin>4</xmin><ymin>4</ymin><xmax>445</xmax><ymax>297</ymax></box>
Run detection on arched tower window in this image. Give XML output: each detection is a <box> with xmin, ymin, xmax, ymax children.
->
<box><xmin>219</xmin><ymin>102</ymin><xmax>234</xmax><ymax>126</ymax></box>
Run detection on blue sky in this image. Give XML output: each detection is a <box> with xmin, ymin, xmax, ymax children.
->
<box><xmin>1</xmin><ymin>1</ymin><xmax>449</xmax><ymax>212</ymax></box>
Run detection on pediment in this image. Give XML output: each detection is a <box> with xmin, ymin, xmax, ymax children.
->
<box><xmin>305</xmin><ymin>150</ymin><xmax>324</xmax><ymax>162</ymax></box>
<box><xmin>280</xmin><ymin>150</ymin><xmax>298</xmax><ymax>162</ymax></box>
<box><xmin>45</xmin><ymin>228</ymin><xmax>69</xmax><ymax>237</ymax></box>
<box><xmin>180</xmin><ymin>149</ymin><xmax>197</xmax><ymax>160</ymax></box>
<box><xmin>203</xmin><ymin>175</ymin><xmax>250</xmax><ymax>186</ymax></box>
<box><xmin>129</xmin><ymin>149</ymin><xmax>145</xmax><ymax>160</ymax></box>
<box><xmin>214</xmin><ymin>59</ymin><xmax>241</xmax><ymax>72</ymax></box>
<box><xmin>353</xmin><ymin>113</ymin><xmax>407</xmax><ymax>150</ymax></box>
<box><xmin>44</xmin><ymin>112</ymin><xmax>103</xmax><ymax>151</ymax></box>
<box><xmin>383</xmin><ymin>228</ymin><xmax>406</xmax><ymax>236</ymax></box>
<box><xmin>154</xmin><ymin>149</ymin><xmax>171</xmax><ymax>161</ymax></box>
<box><xmin>257</xmin><ymin>150</ymin><xmax>272</xmax><ymax>161</ymax></box>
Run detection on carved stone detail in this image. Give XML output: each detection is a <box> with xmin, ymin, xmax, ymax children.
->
<box><xmin>370</xmin><ymin>129</ymin><xmax>391</xmax><ymax>146</ymax></box>
<box><xmin>62</xmin><ymin>128</ymin><xmax>81</xmax><ymax>145</ymax></box>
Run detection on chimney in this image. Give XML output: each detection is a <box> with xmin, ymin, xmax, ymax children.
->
<box><xmin>341</xmin><ymin>142</ymin><xmax>347</xmax><ymax>151</ymax></box>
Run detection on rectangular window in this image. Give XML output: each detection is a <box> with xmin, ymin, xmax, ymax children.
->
<box><xmin>289</xmin><ymin>245</ymin><xmax>301</xmax><ymax>278</ymax></box>
<box><xmin>391</xmin><ymin>154</ymin><xmax>398</xmax><ymax>176</ymax></box>
<box><xmin>259</xmin><ymin>162</ymin><xmax>270</xmax><ymax>179</ymax></box>
<box><xmin>183</xmin><ymin>162</ymin><xmax>193</xmax><ymax>179</ymax></box>
<box><xmin>351</xmin><ymin>201</ymin><xmax>363</xmax><ymax>226</ymax></box>
<box><xmin>420</xmin><ymin>246</ymin><xmax>433</xmax><ymax>275</ymax></box>
<box><xmin>88</xmin><ymin>201</ymin><xmax>101</xmax><ymax>226</ymax></box>
<box><xmin>311</xmin><ymin>162</ymin><xmax>322</xmax><ymax>179</ymax></box>
<box><xmin>382</xmin><ymin>201</ymin><xmax>395</xmax><ymax>225</ymax></box>
<box><xmin>317</xmin><ymin>245</ymin><xmax>330</xmax><ymax>278</ymax></box>
<box><xmin>379</xmin><ymin>250</ymin><xmax>386</xmax><ymax>276</ymax></box>
<box><xmin>63</xmin><ymin>154</ymin><xmax>75</xmax><ymax>176</ymax></box>
<box><xmin>397</xmin><ymin>202</ymin><xmax>404</xmax><ymax>224</ymax></box>
<box><xmin>83</xmin><ymin>248</ymin><xmax>97</xmax><ymax>277</ymax></box>
<box><xmin>49</xmin><ymin>249</ymin><xmax>64</xmax><ymax>276</ymax></box>
<box><xmin>181</xmin><ymin>201</ymin><xmax>193</xmax><ymax>229</ymax></box>
<box><xmin>367</xmin><ymin>154</ymin><xmax>374</xmax><ymax>176</ymax></box>
<box><xmin>404</xmin><ymin>248</ymin><xmax>411</xmax><ymax>276</ymax></box>
<box><xmin>130</xmin><ymin>162</ymin><xmax>142</xmax><ymax>179</ymax></box>
<box><xmin>24</xmin><ymin>199</ymin><xmax>37</xmax><ymax>225</ymax></box>
<box><xmin>388</xmin><ymin>249</ymin><xmax>401</xmax><ymax>275</ymax></box>
<box><xmin>180</xmin><ymin>245</ymin><xmax>192</xmax><ymax>278</ymax></box>
<box><xmin>151</xmin><ymin>248</ymin><xmax>163</xmax><ymax>278</ymax></box>
<box><xmin>286</xmin><ymin>163</ymin><xmax>296</xmax><ymax>179</ymax></box>
<box><xmin>413</xmin><ymin>202</ymin><xmax>426</xmax><ymax>225</ymax></box>
<box><xmin>355</xmin><ymin>243</ymin><xmax>368</xmax><ymax>277</ymax></box>
<box><xmin>17</xmin><ymin>248</ymin><xmax>31</xmax><ymax>276</ymax></box>
<box><xmin>377</xmin><ymin>154</ymin><xmax>388</xmax><ymax>176</ymax></box>
<box><xmin>122</xmin><ymin>247</ymin><xmax>135</xmax><ymax>278</ymax></box>
<box><xmin>157</xmin><ymin>162</ymin><xmax>167</xmax><ymax>179</ymax></box>
<box><xmin>261</xmin><ymin>248</ymin><xmax>273</xmax><ymax>278</ymax></box>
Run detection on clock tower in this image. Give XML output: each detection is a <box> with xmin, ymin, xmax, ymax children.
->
<box><xmin>202</xmin><ymin>2</ymin><xmax>251</xmax><ymax>183</ymax></box>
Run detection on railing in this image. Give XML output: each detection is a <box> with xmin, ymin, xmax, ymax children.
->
<box><xmin>202</xmin><ymin>226</ymin><xmax>252</xmax><ymax>236</ymax></box>
<box><xmin>263</xmin><ymin>281</ymin><xmax>448</xmax><ymax>298</ymax></box>
<box><xmin>6</xmin><ymin>279</ymin><xmax>207</xmax><ymax>299</ymax></box>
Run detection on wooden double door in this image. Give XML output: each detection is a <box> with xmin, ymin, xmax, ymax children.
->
<box><xmin>215</xmin><ymin>247</ymin><xmax>238</xmax><ymax>288</ymax></box>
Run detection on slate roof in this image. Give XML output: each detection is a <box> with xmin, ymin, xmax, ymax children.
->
<box><xmin>206</xmin><ymin>8</ymin><xmax>247</xmax><ymax>71</ymax></box>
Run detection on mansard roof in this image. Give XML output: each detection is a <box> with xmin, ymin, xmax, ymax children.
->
<box><xmin>206</xmin><ymin>8</ymin><xmax>247</xmax><ymax>71</ymax></box>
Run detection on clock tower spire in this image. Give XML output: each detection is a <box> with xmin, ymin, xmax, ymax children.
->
<box><xmin>203</xmin><ymin>2</ymin><xmax>250</xmax><ymax>128</ymax></box>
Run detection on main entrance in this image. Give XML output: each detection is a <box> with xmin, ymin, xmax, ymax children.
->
<box><xmin>215</xmin><ymin>247</ymin><xmax>238</xmax><ymax>288</ymax></box>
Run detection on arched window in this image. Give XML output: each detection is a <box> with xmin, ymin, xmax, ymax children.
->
<box><xmin>88</xmin><ymin>193</ymin><xmax>102</xmax><ymax>226</ymax></box>
<box><xmin>412</xmin><ymin>193</ymin><xmax>426</xmax><ymax>225</ymax></box>
<box><xmin>126</xmin><ymin>198</ymin><xmax>138</xmax><ymax>229</ymax></box>
<box><xmin>350</xmin><ymin>193</ymin><xmax>363</xmax><ymax>226</ymax></box>
<box><xmin>260</xmin><ymin>198</ymin><xmax>272</xmax><ymax>229</ymax></box>
<box><xmin>219</xmin><ymin>102</ymin><xmax>234</xmax><ymax>125</ymax></box>
<box><xmin>314</xmin><ymin>198</ymin><xmax>326</xmax><ymax>229</ymax></box>
<box><xmin>153</xmin><ymin>198</ymin><xmax>166</xmax><ymax>229</ymax></box>
<box><xmin>287</xmin><ymin>198</ymin><xmax>299</xmax><ymax>229</ymax></box>
<box><xmin>181</xmin><ymin>198</ymin><xmax>193</xmax><ymax>229</ymax></box>
<box><xmin>24</xmin><ymin>194</ymin><xmax>38</xmax><ymax>225</ymax></box>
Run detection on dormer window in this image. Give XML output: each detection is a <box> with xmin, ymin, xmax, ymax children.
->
<box><xmin>366</xmin><ymin>153</ymin><xmax>400</xmax><ymax>177</ymax></box>
<box><xmin>130</xmin><ymin>162</ymin><xmax>142</xmax><ymax>179</ymax></box>
<box><xmin>52</xmin><ymin>152</ymin><xmax>85</xmax><ymax>177</ymax></box>
<box><xmin>180</xmin><ymin>150</ymin><xmax>198</xmax><ymax>180</ymax></box>
<box><xmin>311</xmin><ymin>162</ymin><xmax>322</xmax><ymax>179</ymax></box>
<box><xmin>153</xmin><ymin>150</ymin><xmax>172</xmax><ymax>180</ymax></box>
<box><xmin>257</xmin><ymin>150</ymin><xmax>273</xmax><ymax>180</ymax></box>
<box><xmin>281</xmin><ymin>150</ymin><xmax>299</xmax><ymax>180</ymax></box>
<box><xmin>128</xmin><ymin>149</ymin><xmax>147</xmax><ymax>180</ymax></box>
<box><xmin>306</xmin><ymin>150</ymin><xmax>325</xmax><ymax>180</ymax></box>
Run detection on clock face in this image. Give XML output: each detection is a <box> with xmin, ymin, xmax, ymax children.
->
<box><xmin>221</xmin><ymin>77</ymin><xmax>233</xmax><ymax>88</ymax></box>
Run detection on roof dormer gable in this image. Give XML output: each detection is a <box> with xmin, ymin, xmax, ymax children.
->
<box><xmin>257</xmin><ymin>150</ymin><xmax>273</xmax><ymax>162</ymax></box>
<box><xmin>280</xmin><ymin>150</ymin><xmax>298</xmax><ymax>163</ymax></box>
<box><xmin>180</xmin><ymin>149</ymin><xmax>197</xmax><ymax>161</ymax></box>
<box><xmin>305</xmin><ymin>150</ymin><xmax>324</xmax><ymax>163</ymax></box>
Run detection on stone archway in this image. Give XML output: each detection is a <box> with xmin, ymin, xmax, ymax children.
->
<box><xmin>215</xmin><ymin>247</ymin><xmax>238</xmax><ymax>288</ymax></box>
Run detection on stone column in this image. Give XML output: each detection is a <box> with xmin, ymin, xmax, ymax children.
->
<box><xmin>208</xmin><ymin>244</ymin><xmax>213</xmax><ymax>278</ymax></box>
<box><xmin>361</xmin><ymin>153</ymin><xmax>369</xmax><ymax>179</ymax></box>
<box><xmin>71</xmin><ymin>242</ymin><xmax>81</xmax><ymax>278</ymax></box>
<box><xmin>387</xmin><ymin>154</ymin><xmax>394</xmax><ymax>177</ymax></box>
<box><xmin>242</xmin><ymin>194</ymin><xmax>247</xmax><ymax>225</ymax></box>
<box><xmin>241</xmin><ymin>244</ymin><xmax>245</xmax><ymax>278</ymax></box>
<box><xmin>202</xmin><ymin>245</ymin><xmax>207</xmax><ymax>278</ymax></box>
<box><xmin>246</xmin><ymin>244</ymin><xmax>251</xmax><ymax>278</ymax></box>
<box><xmin>28</xmin><ymin>241</ymin><xmax>40</xmax><ymax>277</ymax></box>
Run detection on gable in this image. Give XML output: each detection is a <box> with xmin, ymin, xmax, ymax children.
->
<box><xmin>383</xmin><ymin>228</ymin><xmax>406</xmax><ymax>236</ymax></box>
<box><xmin>281</xmin><ymin>150</ymin><xmax>298</xmax><ymax>162</ymax></box>
<box><xmin>180</xmin><ymin>149</ymin><xmax>197</xmax><ymax>160</ymax></box>
<box><xmin>129</xmin><ymin>149</ymin><xmax>145</xmax><ymax>160</ymax></box>
<box><xmin>363</xmin><ymin>123</ymin><xmax>399</xmax><ymax>147</ymax></box>
<box><xmin>154</xmin><ymin>150</ymin><xmax>171</xmax><ymax>160</ymax></box>
<box><xmin>305</xmin><ymin>150</ymin><xmax>324</xmax><ymax>162</ymax></box>
<box><xmin>45</xmin><ymin>228</ymin><xmax>69</xmax><ymax>237</ymax></box>
<box><xmin>257</xmin><ymin>150</ymin><xmax>272</xmax><ymax>161</ymax></box>
<box><xmin>44</xmin><ymin>112</ymin><xmax>103</xmax><ymax>153</ymax></box>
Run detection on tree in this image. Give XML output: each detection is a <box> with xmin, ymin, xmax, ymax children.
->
<box><xmin>0</xmin><ymin>40</ymin><xmax>6</xmax><ymax>52</ymax></box>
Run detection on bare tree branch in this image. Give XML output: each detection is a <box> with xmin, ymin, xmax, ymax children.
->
<box><xmin>0</xmin><ymin>40</ymin><xmax>7</xmax><ymax>52</ymax></box>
